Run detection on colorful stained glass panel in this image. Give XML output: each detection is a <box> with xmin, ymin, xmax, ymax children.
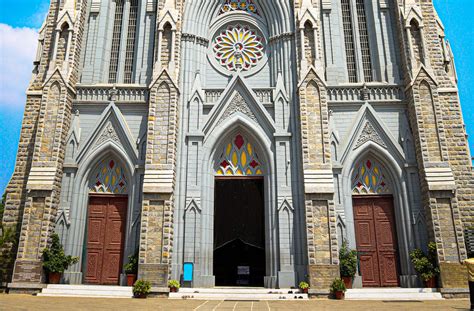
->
<box><xmin>220</xmin><ymin>0</ymin><xmax>260</xmax><ymax>15</ymax></box>
<box><xmin>90</xmin><ymin>159</ymin><xmax>128</xmax><ymax>194</ymax></box>
<box><xmin>215</xmin><ymin>134</ymin><xmax>264</xmax><ymax>176</ymax></box>
<box><xmin>213</xmin><ymin>24</ymin><xmax>265</xmax><ymax>72</ymax></box>
<box><xmin>351</xmin><ymin>159</ymin><xmax>390</xmax><ymax>195</ymax></box>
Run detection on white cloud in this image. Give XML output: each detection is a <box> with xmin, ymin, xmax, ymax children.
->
<box><xmin>0</xmin><ymin>24</ymin><xmax>38</xmax><ymax>109</ymax></box>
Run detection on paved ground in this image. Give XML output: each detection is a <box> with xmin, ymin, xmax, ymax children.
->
<box><xmin>0</xmin><ymin>295</ymin><xmax>470</xmax><ymax>311</ymax></box>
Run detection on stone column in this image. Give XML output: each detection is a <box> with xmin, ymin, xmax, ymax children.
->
<box><xmin>298</xmin><ymin>70</ymin><xmax>339</xmax><ymax>296</ymax></box>
<box><xmin>139</xmin><ymin>71</ymin><xmax>179</xmax><ymax>290</ymax></box>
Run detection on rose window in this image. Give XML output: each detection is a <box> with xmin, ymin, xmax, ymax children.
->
<box><xmin>213</xmin><ymin>24</ymin><xmax>264</xmax><ymax>72</ymax></box>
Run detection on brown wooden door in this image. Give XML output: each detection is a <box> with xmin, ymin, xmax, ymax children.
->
<box><xmin>85</xmin><ymin>196</ymin><xmax>127</xmax><ymax>285</ymax></box>
<box><xmin>353</xmin><ymin>197</ymin><xmax>399</xmax><ymax>287</ymax></box>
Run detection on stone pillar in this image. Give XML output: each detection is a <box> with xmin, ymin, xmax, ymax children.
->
<box><xmin>3</xmin><ymin>0</ymin><xmax>88</xmax><ymax>292</ymax></box>
<box><xmin>139</xmin><ymin>72</ymin><xmax>179</xmax><ymax>289</ymax></box>
<box><xmin>298</xmin><ymin>69</ymin><xmax>339</xmax><ymax>296</ymax></box>
<box><xmin>394</xmin><ymin>1</ymin><xmax>473</xmax><ymax>294</ymax></box>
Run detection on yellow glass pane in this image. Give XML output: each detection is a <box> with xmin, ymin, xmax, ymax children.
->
<box><xmin>216</xmin><ymin>169</ymin><xmax>224</xmax><ymax>175</ymax></box>
<box><xmin>232</xmin><ymin>151</ymin><xmax>238</xmax><ymax>166</ymax></box>
<box><xmin>226</xmin><ymin>143</ymin><xmax>232</xmax><ymax>156</ymax></box>
<box><xmin>246</xmin><ymin>168</ymin><xmax>252</xmax><ymax>175</ymax></box>
<box><xmin>364</xmin><ymin>175</ymin><xmax>369</xmax><ymax>186</ymax></box>
<box><xmin>236</xmin><ymin>169</ymin><xmax>243</xmax><ymax>175</ymax></box>
<box><xmin>256</xmin><ymin>169</ymin><xmax>263</xmax><ymax>175</ymax></box>
<box><xmin>226</xmin><ymin>170</ymin><xmax>233</xmax><ymax>176</ymax></box>
<box><xmin>372</xmin><ymin>175</ymin><xmax>377</xmax><ymax>187</ymax></box>
<box><xmin>247</xmin><ymin>143</ymin><xmax>253</xmax><ymax>156</ymax></box>
<box><xmin>105</xmin><ymin>175</ymin><xmax>110</xmax><ymax>184</ymax></box>
<box><xmin>102</xmin><ymin>167</ymin><xmax>107</xmax><ymax>174</ymax></box>
<box><xmin>374</xmin><ymin>167</ymin><xmax>379</xmax><ymax>175</ymax></box>
<box><xmin>241</xmin><ymin>152</ymin><xmax>247</xmax><ymax>166</ymax></box>
<box><xmin>112</xmin><ymin>175</ymin><xmax>116</xmax><ymax>185</ymax></box>
<box><xmin>361</xmin><ymin>166</ymin><xmax>365</xmax><ymax>175</ymax></box>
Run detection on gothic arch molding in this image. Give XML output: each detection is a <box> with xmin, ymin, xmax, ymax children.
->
<box><xmin>340</xmin><ymin>142</ymin><xmax>417</xmax><ymax>286</ymax></box>
<box><xmin>64</xmin><ymin>142</ymin><xmax>139</xmax><ymax>284</ymax></box>
<box><xmin>195</xmin><ymin>115</ymin><xmax>279</xmax><ymax>287</ymax></box>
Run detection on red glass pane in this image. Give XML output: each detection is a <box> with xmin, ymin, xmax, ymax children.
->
<box><xmin>220</xmin><ymin>160</ymin><xmax>229</xmax><ymax>168</ymax></box>
<box><xmin>366</xmin><ymin>160</ymin><xmax>372</xmax><ymax>169</ymax></box>
<box><xmin>109</xmin><ymin>160</ymin><xmax>115</xmax><ymax>169</ymax></box>
<box><xmin>235</xmin><ymin>135</ymin><xmax>244</xmax><ymax>149</ymax></box>
<box><xmin>250</xmin><ymin>160</ymin><xmax>259</xmax><ymax>168</ymax></box>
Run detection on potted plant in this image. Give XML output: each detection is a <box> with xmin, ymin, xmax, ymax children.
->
<box><xmin>168</xmin><ymin>279</ymin><xmax>180</xmax><ymax>293</ymax></box>
<box><xmin>339</xmin><ymin>240</ymin><xmax>358</xmax><ymax>289</ymax></box>
<box><xmin>133</xmin><ymin>280</ymin><xmax>151</xmax><ymax>298</ymax></box>
<box><xmin>298</xmin><ymin>281</ymin><xmax>309</xmax><ymax>293</ymax></box>
<box><xmin>410</xmin><ymin>242</ymin><xmax>440</xmax><ymax>288</ymax></box>
<box><xmin>330</xmin><ymin>278</ymin><xmax>346</xmax><ymax>300</ymax></box>
<box><xmin>124</xmin><ymin>253</ymin><xmax>138</xmax><ymax>286</ymax></box>
<box><xmin>42</xmin><ymin>233</ymin><xmax>79</xmax><ymax>284</ymax></box>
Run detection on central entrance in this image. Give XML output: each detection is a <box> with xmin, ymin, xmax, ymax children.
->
<box><xmin>214</xmin><ymin>178</ymin><xmax>265</xmax><ymax>287</ymax></box>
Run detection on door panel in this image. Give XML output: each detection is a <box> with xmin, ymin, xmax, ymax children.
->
<box><xmin>85</xmin><ymin>196</ymin><xmax>127</xmax><ymax>285</ymax></box>
<box><xmin>353</xmin><ymin>197</ymin><xmax>399</xmax><ymax>287</ymax></box>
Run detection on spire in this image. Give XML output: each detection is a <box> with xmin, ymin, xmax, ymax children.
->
<box><xmin>190</xmin><ymin>71</ymin><xmax>205</xmax><ymax>102</ymax></box>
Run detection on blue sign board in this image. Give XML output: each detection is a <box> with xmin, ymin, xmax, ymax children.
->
<box><xmin>183</xmin><ymin>262</ymin><xmax>193</xmax><ymax>282</ymax></box>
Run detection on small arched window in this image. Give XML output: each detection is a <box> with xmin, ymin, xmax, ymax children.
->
<box><xmin>304</xmin><ymin>20</ymin><xmax>316</xmax><ymax>65</ymax></box>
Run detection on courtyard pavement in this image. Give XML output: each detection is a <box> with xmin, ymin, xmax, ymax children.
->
<box><xmin>0</xmin><ymin>295</ymin><xmax>470</xmax><ymax>311</ymax></box>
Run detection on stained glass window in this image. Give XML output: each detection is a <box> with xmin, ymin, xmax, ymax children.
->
<box><xmin>216</xmin><ymin>134</ymin><xmax>264</xmax><ymax>176</ymax></box>
<box><xmin>220</xmin><ymin>0</ymin><xmax>259</xmax><ymax>15</ymax></box>
<box><xmin>213</xmin><ymin>24</ymin><xmax>264</xmax><ymax>72</ymax></box>
<box><xmin>90</xmin><ymin>159</ymin><xmax>128</xmax><ymax>194</ymax></box>
<box><xmin>351</xmin><ymin>159</ymin><xmax>390</xmax><ymax>195</ymax></box>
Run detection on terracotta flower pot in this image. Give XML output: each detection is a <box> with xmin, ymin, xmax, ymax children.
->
<box><xmin>127</xmin><ymin>274</ymin><xmax>137</xmax><ymax>286</ymax></box>
<box><xmin>424</xmin><ymin>277</ymin><xmax>436</xmax><ymax>288</ymax></box>
<box><xmin>49</xmin><ymin>272</ymin><xmax>61</xmax><ymax>284</ymax></box>
<box><xmin>342</xmin><ymin>276</ymin><xmax>353</xmax><ymax>289</ymax></box>
<box><xmin>170</xmin><ymin>287</ymin><xmax>178</xmax><ymax>293</ymax></box>
<box><xmin>335</xmin><ymin>290</ymin><xmax>345</xmax><ymax>300</ymax></box>
<box><xmin>302</xmin><ymin>288</ymin><xmax>308</xmax><ymax>293</ymax></box>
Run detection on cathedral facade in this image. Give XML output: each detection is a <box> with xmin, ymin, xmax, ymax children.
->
<box><xmin>2</xmin><ymin>0</ymin><xmax>473</xmax><ymax>294</ymax></box>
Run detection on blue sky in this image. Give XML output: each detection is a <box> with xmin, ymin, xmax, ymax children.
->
<box><xmin>0</xmin><ymin>0</ymin><xmax>473</xmax><ymax>195</ymax></box>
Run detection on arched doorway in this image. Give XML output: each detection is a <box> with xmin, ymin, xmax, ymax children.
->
<box><xmin>84</xmin><ymin>158</ymin><xmax>129</xmax><ymax>285</ymax></box>
<box><xmin>351</xmin><ymin>158</ymin><xmax>400</xmax><ymax>287</ymax></box>
<box><xmin>213</xmin><ymin>134</ymin><xmax>266</xmax><ymax>287</ymax></box>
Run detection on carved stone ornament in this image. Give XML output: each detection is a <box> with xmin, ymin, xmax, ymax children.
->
<box><xmin>217</xmin><ymin>92</ymin><xmax>258</xmax><ymax>125</ymax></box>
<box><xmin>96</xmin><ymin>121</ymin><xmax>120</xmax><ymax>146</ymax></box>
<box><xmin>354</xmin><ymin>122</ymin><xmax>387</xmax><ymax>149</ymax></box>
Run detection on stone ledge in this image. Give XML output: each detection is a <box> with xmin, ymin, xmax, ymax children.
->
<box><xmin>7</xmin><ymin>282</ymin><xmax>47</xmax><ymax>294</ymax></box>
<box><xmin>149</xmin><ymin>287</ymin><xmax>170</xmax><ymax>298</ymax></box>
<box><xmin>440</xmin><ymin>287</ymin><xmax>469</xmax><ymax>299</ymax></box>
<box><xmin>308</xmin><ymin>289</ymin><xmax>330</xmax><ymax>299</ymax></box>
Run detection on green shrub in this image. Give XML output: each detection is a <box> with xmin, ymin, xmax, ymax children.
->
<box><xmin>339</xmin><ymin>240</ymin><xmax>358</xmax><ymax>278</ymax></box>
<box><xmin>42</xmin><ymin>234</ymin><xmax>79</xmax><ymax>273</ymax></box>
<box><xmin>133</xmin><ymin>280</ymin><xmax>151</xmax><ymax>296</ymax></box>
<box><xmin>299</xmin><ymin>281</ymin><xmax>309</xmax><ymax>290</ymax></box>
<box><xmin>124</xmin><ymin>253</ymin><xmax>138</xmax><ymax>274</ymax></box>
<box><xmin>168</xmin><ymin>279</ymin><xmax>180</xmax><ymax>289</ymax></box>
<box><xmin>409</xmin><ymin>242</ymin><xmax>440</xmax><ymax>281</ymax></box>
<box><xmin>330</xmin><ymin>278</ymin><xmax>346</xmax><ymax>293</ymax></box>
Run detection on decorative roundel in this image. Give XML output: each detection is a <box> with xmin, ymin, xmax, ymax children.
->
<box><xmin>213</xmin><ymin>24</ymin><xmax>265</xmax><ymax>72</ymax></box>
<box><xmin>220</xmin><ymin>0</ymin><xmax>259</xmax><ymax>15</ymax></box>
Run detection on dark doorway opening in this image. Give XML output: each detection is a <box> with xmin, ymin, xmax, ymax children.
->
<box><xmin>214</xmin><ymin>178</ymin><xmax>265</xmax><ymax>287</ymax></box>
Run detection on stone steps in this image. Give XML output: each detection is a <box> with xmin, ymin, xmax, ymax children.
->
<box><xmin>169</xmin><ymin>288</ymin><xmax>308</xmax><ymax>300</ymax></box>
<box><xmin>345</xmin><ymin>288</ymin><xmax>443</xmax><ymax>300</ymax></box>
<box><xmin>38</xmin><ymin>285</ymin><xmax>133</xmax><ymax>298</ymax></box>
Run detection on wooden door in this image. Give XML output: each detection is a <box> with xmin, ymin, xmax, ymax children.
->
<box><xmin>85</xmin><ymin>196</ymin><xmax>127</xmax><ymax>285</ymax></box>
<box><xmin>353</xmin><ymin>197</ymin><xmax>399</xmax><ymax>287</ymax></box>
